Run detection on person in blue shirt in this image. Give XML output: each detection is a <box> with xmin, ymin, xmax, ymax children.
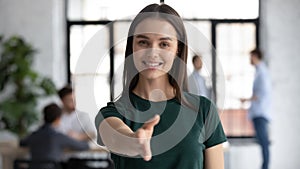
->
<box><xmin>20</xmin><ymin>103</ymin><xmax>89</xmax><ymax>162</ymax></box>
<box><xmin>241</xmin><ymin>49</ymin><xmax>272</xmax><ymax>169</ymax></box>
<box><xmin>188</xmin><ymin>55</ymin><xmax>212</xmax><ymax>99</ymax></box>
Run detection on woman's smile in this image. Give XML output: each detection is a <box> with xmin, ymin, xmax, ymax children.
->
<box><xmin>142</xmin><ymin>61</ymin><xmax>164</xmax><ymax>69</ymax></box>
<box><xmin>133</xmin><ymin>18</ymin><xmax>178</xmax><ymax>79</ymax></box>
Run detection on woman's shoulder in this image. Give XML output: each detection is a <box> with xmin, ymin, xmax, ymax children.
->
<box><xmin>183</xmin><ymin>92</ymin><xmax>217</xmax><ymax>116</ymax></box>
<box><xmin>99</xmin><ymin>102</ymin><xmax>123</xmax><ymax>118</ymax></box>
<box><xmin>97</xmin><ymin>96</ymin><xmax>131</xmax><ymax>120</ymax></box>
<box><xmin>100</xmin><ymin>95</ymin><xmax>131</xmax><ymax>111</ymax></box>
<box><xmin>184</xmin><ymin>92</ymin><xmax>212</xmax><ymax>105</ymax></box>
<box><xmin>100</xmin><ymin>102</ymin><xmax>116</xmax><ymax>111</ymax></box>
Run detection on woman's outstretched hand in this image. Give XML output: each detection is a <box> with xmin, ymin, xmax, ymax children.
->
<box><xmin>99</xmin><ymin>115</ymin><xmax>160</xmax><ymax>161</ymax></box>
<box><xmin>134</xmin><ymin>115</ymin><xmax>160</xmax><ymax>161</ymax></box>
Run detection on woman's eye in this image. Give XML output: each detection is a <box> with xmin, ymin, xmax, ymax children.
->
<box><xmin>160</xmin><ymin>42</ymin><xmax>170</xmax><ymax>48</ymax></box>
<box><xmin>138</xmin><ymin>40</ymin><xmax>148</xmax><ymax>47</ymax></box>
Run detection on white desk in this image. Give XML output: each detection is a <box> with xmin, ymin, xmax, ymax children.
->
<box><xmin>0</xmin><ymin>141</ymin><xmax>109</xmax><ymax>169</ymax></box>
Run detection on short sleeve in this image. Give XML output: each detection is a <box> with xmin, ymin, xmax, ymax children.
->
<box><xmin>94</xmin><ymin>102</ymin><xmax>123</xmax><ymax>145</ymax></box>
<box><xmin>204</xmin><ymin>122</ymin><xmax>227</xmax><ymax>148</ymax></box>
<box><xmin>201</xmin><ymin>98</ymin><xmax>227</xmax><ymax>148</ymax></box>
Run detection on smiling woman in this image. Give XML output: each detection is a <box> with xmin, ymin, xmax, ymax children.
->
<box><xmin>133</xmin><ymin>19</ymin><xmax>178</xmax><ymax>82</ymax></box>
<box><xmin>95</xmin><ymin>3</ymin><xmax>227</xmax><ymax>169</ymax></box>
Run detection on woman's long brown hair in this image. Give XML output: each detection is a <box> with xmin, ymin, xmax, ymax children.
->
<box><xmin>121</xmin><ymin>3</ymin><xmax>192</xmax><ymax>108</ymax></box>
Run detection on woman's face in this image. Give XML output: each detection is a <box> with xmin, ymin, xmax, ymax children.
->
<box><xmin>132</xmin><ymin>18</ymin><xmax>178</xmax><ymax>80</ymax></box>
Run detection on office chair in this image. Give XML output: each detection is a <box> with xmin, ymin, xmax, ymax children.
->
<box><xmin>14</xmin><ymin>159</ymin><xmax>62</xmax><ymax>169</ymax></box>
<box><xmin>66</xmin><ymin>158</ymin><xmax>114</xmax><ymax>169</ymax></box>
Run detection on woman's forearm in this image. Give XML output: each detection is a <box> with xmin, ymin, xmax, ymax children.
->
<box><xmin>99</xmin><ymin>115</ymin><xmax>160</xmax><ymax>161</ymax></box>
<box><xmin>99</xmin><ymin>117</ymin><xmax>139</xmax><ymax>156</ymax></box>
<box><xmin>204</xmin><ymin>144</ymin><xmax>225</xmax><ymax>169</ymax></box>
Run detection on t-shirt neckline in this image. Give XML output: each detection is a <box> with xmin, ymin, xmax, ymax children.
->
<box><xmin>130</xmin><ymin>91</ymin><xmax>177</xmax><ymax>104</ymax></box>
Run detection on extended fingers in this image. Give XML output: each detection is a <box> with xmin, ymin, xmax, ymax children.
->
<box><xmin>142</xmin><ymin>140</ymin><xmax>152</xmax><ymax>161</ymax></box>
<box><xmin>143</xmin><ymin>115</ymin><xmax>160</xmax><ymax>130</ymax></box>
<box><xmin>136</xmin><ymin>130</ymin><xmax>153</xmax><ymax>161</ymax></box>
<box><xmin>134</xmin><ymin>115</ymin><xmax>160</xmax><ymax>161</ymax></box>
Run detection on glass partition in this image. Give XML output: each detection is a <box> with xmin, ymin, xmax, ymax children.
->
<box><xmin>67</xmin><ymin>0</ymin><xmax>260</xmax><ymax>138</ymax></box>
<box><xmin>216</xmin><ymin>23</ymin><xmax>257</xmax><ymax>137</ymax></box>
<box><xmin>70</xmin><ymin>25</ymin><xmax>110</xmax><ymax>120</ymax></box>
<box><xmin>165</xmin><ymin>0</ymin><xmax>259</xmax><ymax>19</ymax></box>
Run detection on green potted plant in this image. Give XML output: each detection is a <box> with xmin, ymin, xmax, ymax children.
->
<box><xmin>0</xmin><ymin>35</ymin><xmax>56</xmax><ymax>137</ymax></box>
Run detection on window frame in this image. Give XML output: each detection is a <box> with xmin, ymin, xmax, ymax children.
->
<box><xmin>65</xmin><ymin>1</ymin><xmax>261</xmax><ymax>139</ymax></box>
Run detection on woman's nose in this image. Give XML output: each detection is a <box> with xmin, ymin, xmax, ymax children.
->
<box><xmin>146</xmin><ymin>47</ymin><xmax>160</xmax><ymax>58</ymax></box>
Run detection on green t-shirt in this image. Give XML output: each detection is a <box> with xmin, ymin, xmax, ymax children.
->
<box><xmin>95</xmin><ymin>92</ymin><xmax>227</xmax><ymax>169</ymax></box>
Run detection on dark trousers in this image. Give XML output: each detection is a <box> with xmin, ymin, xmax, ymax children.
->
<box><xmin>253</xmin><ymin>117</ymin><xmax>270</xmax><ymax>169</ymax></box>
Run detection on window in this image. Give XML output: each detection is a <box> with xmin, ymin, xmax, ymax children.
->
<box><xmin>66</xmin><ymin>0</ymin><xmax>260</xmax><ymax>138</ymax></box>
<box><xmin>68</xmin><ymin>23</ymin><xmax>111</xmax><ymax>120</ymax></box>
<box><xmin>67</xmin><ymin>0</ymin><xmax>159</xmax><ymax>20</ymax></box>
<box><xmin>165</xmin><ymin>0</ymin><xmax>259</xmax><ymax>19</ymax></box>
<box><xmin>216</xmin><ymin>22</ymin><xmax>257</xmax><ymax>137</ymax></box>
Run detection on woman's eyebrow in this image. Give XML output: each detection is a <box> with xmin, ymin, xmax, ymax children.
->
<box><xmin>159</xmin><ymin>37</ymin><xmax>173</xmax><ymax>41</ymax></box>
<box><xmin>135</xmin><ymin>34</ymin><xmax>149</xmax><ymax>39</ymax></box>
<box><xmin>135</xmin><ymin>34</ymin><xmax>174</xmax><ymax>41</ymax></box>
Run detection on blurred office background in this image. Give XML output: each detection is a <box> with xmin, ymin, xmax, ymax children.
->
<box><xmin>0</xmin><ymin>0</ymin><xmax>300</xmax><ymax>168</ymax></box>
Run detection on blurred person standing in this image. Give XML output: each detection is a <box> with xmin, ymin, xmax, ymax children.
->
<box><xmin>241</xmin><ymin>49</ymin><xmax>272</xmax><ymax>169</ymax></box>
<box><xmin>57</xmin><ymin>85</ymin><xmax>96</xmax><ymax>142</ymax></box>
<box><xmin>188</xmin><ymin>55</ymin><xmax>211</xmax><ymax>99</ymax></box>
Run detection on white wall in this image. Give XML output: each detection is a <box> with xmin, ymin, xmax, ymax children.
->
<box><xmin>260</xmin><ymin>0</ymin><xmax>300</xmax><ymax>168</ymax></box>
<box><xmin>0</xmin><ymin>0</ymin><xmax>67</xmax><ymax>88</ymax></box>
<box><xmin>0</xmin><ymin>1</ymin><xmax>67</xmax><ymax>167</ymax></box>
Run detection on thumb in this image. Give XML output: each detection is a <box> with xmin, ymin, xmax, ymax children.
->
<box><xmin>142</xmin><ymin>115</ymin><xmax>160</xmax><ymax>130</ymax></box>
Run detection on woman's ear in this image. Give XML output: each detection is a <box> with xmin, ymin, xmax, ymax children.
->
<box><xmin>176</xmin><ymin>47</ymin><xmax>180</xmax><ymax>55</ymax></box>
<box><xmin>177</xmin><ymin>43</ymin><xmax>182</xmax><ymax>55</ymax></box>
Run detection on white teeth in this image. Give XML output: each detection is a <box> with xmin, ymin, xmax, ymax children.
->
<box><xmin>143</xmin><ymin>61</ymin><xmax>163</xmax><ymax>67</ymax></box>
<box><xmin>148</xmin><ymin>63</ymin><xmax>159</xmax><ymax>66</ymax></box>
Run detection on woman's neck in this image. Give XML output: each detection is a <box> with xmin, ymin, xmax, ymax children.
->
<box><xmin>132</xmin><ymin>75</ymin><xmax>175</xmax><ymax>102</ymax></box>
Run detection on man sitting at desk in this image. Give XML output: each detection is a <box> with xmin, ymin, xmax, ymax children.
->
<box><xmin>57</xmin><ymin>85</ymin><xmax>96</xmax><ymax>142</ymax></box>
<box><xmin>20</xmin><ymin>103</ymin><xmax>89</xmax><ymax>162</ymax></box>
